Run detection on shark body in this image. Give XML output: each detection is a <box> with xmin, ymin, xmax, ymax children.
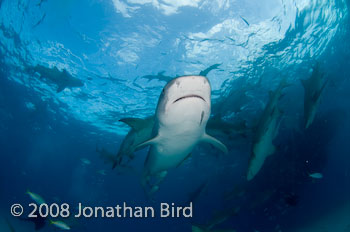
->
<box><xmin>138</xmin><ymin>64</ymin><xmax>221</xmax><ymax>83</ymax></box>
<box><xmin>302</xmin><ymin>64</ymin><xmax>328</xmax><ymax>129</ymax></box>
<box><xmin>112</xmin><ymin>114</ymin><xmax>243</xmax><ymax>169</ymax></box>
<box><xmin>30</xmin><ymin>64</ymin><xmax>83</xmax><ymax>92</ymax></box>
<box><xmin>136</xmin><ymin>75</ymin><xmax>227</xmax><ymax>195</ymax></box>
<box><xmin>246</xmin><ymin>79</ymin><xmax>287</xmax><ymax>180</ymax></box>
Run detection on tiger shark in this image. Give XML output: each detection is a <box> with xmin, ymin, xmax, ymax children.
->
<box><xmin>135</xmin><ymin>75</ymin><xmax>228</xmax><ymax>196</ymax></box>
<box><xmin>246</xmin><ymin>79</ymin><xmax>287</xmax><ymax>181</ymax></box>
<box><xmin>301</xmin><ymin>63</ymin><xmax>328</xmax><ymax>129</ymax></box>
<box><xmin>110</xmin><ymin>114</ymin><xmax>243</xmax><ymax>169</ymax></box>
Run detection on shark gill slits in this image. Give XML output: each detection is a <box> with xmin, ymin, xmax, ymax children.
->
<box><xmin>200</xmin><ymin>111</ymin><xmax>204</xmax><ymax>125</ymax></box>
<box><xmin>173</xmin><ymin>95</ymin><xmax>206</xmax><ymax>104</ymax></box>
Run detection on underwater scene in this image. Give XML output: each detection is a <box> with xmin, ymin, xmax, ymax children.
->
<box><xmin>0</xmin><ymin>0</ymin><xmax>350</xmax><ymax>231</ymax></box>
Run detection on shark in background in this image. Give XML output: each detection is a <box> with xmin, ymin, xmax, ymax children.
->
<box><xmin>199</xmin><ymin>63</ymin><xmax>222</xmax><ymax>77</ymax></box>
<box><xmin>134</xmin><ymin>75</ymin><xmax>228</xmax><ymax>196</ymax></box>
<box><xmin>206</xmin><ymin>115</ymin><xmax>248</xmax><ymax>138</ymax></box>
<box><xmin>27</xmin><ymin>64</ymin><xmax>84</xmax><ymax>93</ymax></box>
<box><xmin>137</xmin><ymin>64</ymin><xmax>221</xmax><ymax>84</ymax></box>
<box><xmin>301</xmin><ymin>63</ymin><xmax>328</xmax><ymax>129</ymax></box>
<box><xmin>138</xmin><ymin>71</ymin><xmax>173</xmax><ymax>83</ymax></box>
<box><xmin>246</xmin><ymin>78</ymin><xmax>288</xmax><ymax>181</ymax></box>
<box><xmin>212</xmin><ymin>77</ymin><xmax>260</xmax><ymax>117</ymax></box>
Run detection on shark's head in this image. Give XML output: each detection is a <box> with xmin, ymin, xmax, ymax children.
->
<box><xmin>156</xmin><ymin>75</ymin><xmax>211</xmax><ymax>128</ymax></box>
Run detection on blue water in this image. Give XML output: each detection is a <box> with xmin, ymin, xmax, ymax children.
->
<box><xmin>1</xmin><ymin>0</ymin><xmax>350</xmax><ymax>231</ymax></box>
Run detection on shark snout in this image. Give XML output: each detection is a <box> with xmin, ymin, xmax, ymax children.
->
<box><xmin>166</xmin><ymin>76</ymin><xmax>211</xmax><ymax>103</ymax></box>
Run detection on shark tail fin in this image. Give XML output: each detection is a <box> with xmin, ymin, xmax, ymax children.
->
<box><xmin>201</xmin><ymin>133</ymin><xmax>228</xmax><ymax>154</ymax></box>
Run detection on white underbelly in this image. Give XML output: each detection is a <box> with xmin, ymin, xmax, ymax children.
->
<box><xmin>145</xmin><ymin>132</ymin><xmax>200</xmax><ymax>174</ymax></box>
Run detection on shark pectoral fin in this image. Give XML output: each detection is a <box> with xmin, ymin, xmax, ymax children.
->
<box><xmin>135</xmin><ymin>136</ymin><xmax>160</xmax><ymax>150</ymax></box>
<box><xmin>201</xmin><ymin>133</ymin><xmax>228</xmax><ymax>154</ymax></box>
<box><xmin>119</xmin><ymin>117</ymin><xmax>148</xmax><ymax>131</ymax></box>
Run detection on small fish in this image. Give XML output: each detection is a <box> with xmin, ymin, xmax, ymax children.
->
<box><xmin>80</xmin><ymin>158</ymin><xmax>91</xmax><ymax>165</ymax></box>
<box><xmin>50</xmin><ymin>220</ymin><xmax>70</xmax><ymax>230</ymax></box>
<box><xmin>26</xmin><ymin>190</ymin><xmax>45</xmax><ymax>205</ymax></box>
<box><xmin>309</xmin><ymin>172</ymin><xmax>323</xmax><ymax>179</ymax></box>
<box><xmin>240</xmin><ymin>16</ymin><xmax>250</xmax><ymax>26</ymax></box>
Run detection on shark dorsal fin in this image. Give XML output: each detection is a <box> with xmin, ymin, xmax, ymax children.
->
<box><xmin>201</xmin><ymin>133</ymin><xmax>228</xmax><ymax>154</ymax></box>
<box><xmin>119</xmin><ymin>117</ymin><xmax>150</xmax><ymax>131</ymax></box>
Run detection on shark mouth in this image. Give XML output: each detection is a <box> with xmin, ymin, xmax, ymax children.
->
<box><xmin>173</xmin><ymin>94</ymin><xmax>206</xmax><ymax>104</ymax></box>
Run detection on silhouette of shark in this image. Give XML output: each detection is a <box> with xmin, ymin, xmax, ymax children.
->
<box><xmin>28</xmin><ymin>64</ymin><xmax>84</xmax><ymax>93</ymax></box>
